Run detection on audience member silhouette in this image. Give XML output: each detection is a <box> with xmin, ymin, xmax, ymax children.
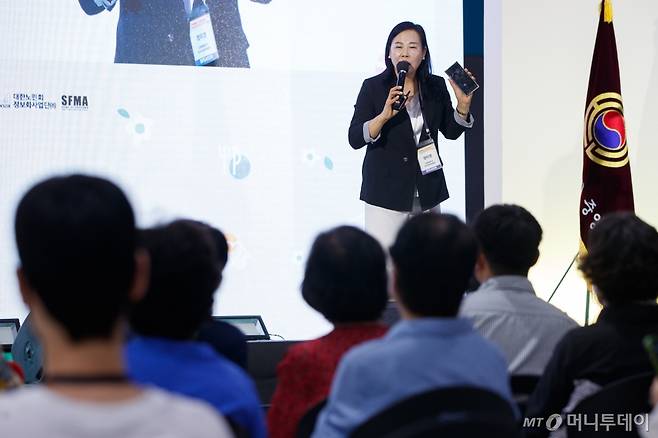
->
<box><xmin>126</xmin><ymin>219</ymin><xmax>266</xmax><ymax>438</ymax></box>
<box><xmin>312</xmin><ymin>213</ymin><xmax>514</xmax><ymax>438</ymax></box>
<box><xmin>0</xmin><ymin>174</ymin><xmax>231</xmax><ymax>437</ymax></box>
<box><xmin>267</xmin><ymin>226</ymin><xmax>389</xmax><ymax>438</ymax></box>
<box><xmin>525</xmin><ymin>212</ymin><xmax>658</xmax><ymax>438</ymax></box>
<box><xmin>460</xmin><ymin>204</ymin><xmax>577</xmax><ymax>375</ymax></box>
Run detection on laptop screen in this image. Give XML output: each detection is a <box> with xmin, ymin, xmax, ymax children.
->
<box><xmin>212</xmin><ymin>316</ymin><xmax>269</xmax><ymax>340</ymax></box>
<box><xmin>0</xmin><ymin>319</ymin><xmax>20</xmax><ymax>354</ymax></box>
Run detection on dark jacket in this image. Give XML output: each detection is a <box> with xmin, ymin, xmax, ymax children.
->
<box><xmin>197</xmin><ymin>319</ymin><xmax>247</xmax><ymax>369</ymax></box>
<box><xmin>348</xmin><ymin>70</ymin><xmax>469</xmax><ymax>211</ymax></box>
<box><xmin>524</xmin><ymin>303</ymin><xmax>658</xmax><ymax>438</ymax></box>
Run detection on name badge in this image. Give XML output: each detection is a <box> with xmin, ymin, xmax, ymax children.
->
<box><xmin>417</xmin><ymin>138</ymin><xmax>442</xmax><ymax>175</ymax></box>
<box><xmin>189</xmin><ymin>3</ymin><xmax>220</xmax><ymax>66</ymax></box>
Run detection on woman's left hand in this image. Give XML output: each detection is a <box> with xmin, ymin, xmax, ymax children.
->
<box><xmin>448</xmin><ymin>68</ymin><xmax>476</xmax><ymax>116</ymax></box>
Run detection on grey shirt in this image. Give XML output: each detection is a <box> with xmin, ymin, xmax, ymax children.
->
<box><xmin>460</xmin><ymin>275</ymin><xmax>578</xmax><ymax>376</ymax></box>
<box><xmin>0</xmin><ymin>385</ymin><xmax>232</xmax><ymax>438</ymax></box>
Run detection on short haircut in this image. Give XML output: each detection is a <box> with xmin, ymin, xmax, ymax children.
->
<box><xmin>185</xmin><ymin>220</ymin><xmax>229</xmax><ymax>269</ymax></box>
<box><xmin>14</xmin><ymin>174</ymin><xmax>136</xmax><ymax>341</ymax></box>
<box><xmin>130</xmin><ymin>220</ymin><xmax>221</xmax><ymax>339</ymax></box>
<box><xmin>473</xmin><ymin>204</ymin><xmax>542</xmax><ymax>276</ymax></box>
<box><xmin>390</xmin><ymin>213</ymin><xmax>478</xmax><ymax>317</ymax></box>
<box><xmin>206</xmin><ymin>225</ymin><xmax>229</xmax><ymax>269</ymax></box>
<box><xmin>302</xmin><ymin>226</ymin><xmax>388</xmax><ymax>323</ymax></box>
<box><xmin>579</xmin><ymin>212</ymin><xmax>658</xmax><ymax>304</ymax></box>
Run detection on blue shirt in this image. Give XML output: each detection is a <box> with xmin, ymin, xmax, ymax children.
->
<box><xmin>125</xmin><ymin>336</ymin><xmax>266</xmax><ymax>438</ymax></box>
<box><xmin>311</xmin><ymin>318</ymin><xmax>514</xmax><ymax>438</ymax></box>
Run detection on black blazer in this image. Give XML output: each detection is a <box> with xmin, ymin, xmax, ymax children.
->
<box><xmin>197</xmin><ymin>319</ymin><xmax>247</xmax><ymax>369</ymax></box>
<box><xmin>348</xmin><ymin>70</ymin><xmax>469</xmax><ymax>211</ymax></box>
<box><xmin>78</xmin><ymin>0</ymin><xmax>255</xmax><ymax>67</ymax></box>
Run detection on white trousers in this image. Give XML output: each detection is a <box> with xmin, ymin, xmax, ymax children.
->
<box><xmin>364</xmin><ymin>199</ymin><xmax>441</xmax><ymax>250</ymax></box>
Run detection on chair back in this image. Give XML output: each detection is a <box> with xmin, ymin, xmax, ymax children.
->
<box><xmin>510</xmin><ymin>374</ymin><xmax>540</xmax><ymax>415</ymax></box>
<box><xmin>567</xmin><ymin>372</ymin><xmax>653</xmax><ymax>437</ymax></box>
<box><xmin>380</xmin><ymin>415</ymin><xmax>518</xmax><ymax>438</ymax></box>
<box><xmin>350</xmin><ymin>386</ymin><xmax>520</xmax><ymax>438</ymax></box>
<box><xmin>295</xmin><ymin>399</ymin><xmax>328</xmax><ymax>438</ymax></box>
<box><xmin>246</xmin><ymin>340</ymin><xmax>298</xmax><ymax>408</ymax></box>
<box><xmin>10</xmin><ymin>313</ymin><xmax>43</xmax><ymax>383</ymax></box>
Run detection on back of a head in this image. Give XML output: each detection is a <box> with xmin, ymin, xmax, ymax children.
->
<box><xmin>130</xmin><ymin>219</ymin><xmax>221</xmax><ymax>339</ymax></box>
<box><xmin>579</xmin><ymin>212</ymin><xmax>658</xmax><ymax>305</ymax></box>
<box><xmin>206</xmin><ymin>226</ymin><xmax>229</xmax><ymax>269</ymax></box>
<box><xmin>14</xmin><ymin>174</ymin><xmax>136</xmax><ymax>341</ymax></box>
<box><xmin>302</xmin><ymin>226</ymin><xmax>388</xmax><ymax>323</ymax></box>
<box><xmin>473</xmin><ymin>204</ymin><xmax>542</xmax><ymax>276</ymax></box>
<box><xmin>390</xmin><ymin>213</ymin><xmax>478</xmax><ymax>317</ymax></box>
<box><xmin>187</xmin><ymin>220</ymin><xmax>229</xmax><ymax>269</ymax></box>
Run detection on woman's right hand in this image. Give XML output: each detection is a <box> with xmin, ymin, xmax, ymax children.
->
<box><xmin>380</xmin><ymin>85</ymin><xmax>405</xmax><ymax>121</ymax></box>
<box><xmin>366</xmin><ymin>86</ymin><xmax>406</xmax><ymax>141</ymax></box>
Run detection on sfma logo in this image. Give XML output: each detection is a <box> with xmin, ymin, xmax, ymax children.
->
<box><xmin>61</xmin><ymin>95</ymin><xmax>89</xmax><ymax>111</ymax></box>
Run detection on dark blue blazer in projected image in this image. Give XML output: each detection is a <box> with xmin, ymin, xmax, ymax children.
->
<box><xmin>348</xmin><ymin>71</ymin><xmax>470</xmax><ymax>212</ymax></box>
<box><xmin>78</xmin><ymin>0</ymin><xmax>271</xmax><ymax>67</ymax></box>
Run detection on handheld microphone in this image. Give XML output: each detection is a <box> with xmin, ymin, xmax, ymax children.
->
<box><xmin>392</xmin><ymin>61</ymin><xmax>411</xmax><ymax>111</ymax></box>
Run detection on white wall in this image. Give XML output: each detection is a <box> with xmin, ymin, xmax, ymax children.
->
<box><xmin>487</xmin><ymin>0</ymin><xmax>658</xmax><ymax>324</ymax></box>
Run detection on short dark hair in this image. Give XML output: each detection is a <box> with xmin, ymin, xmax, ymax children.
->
<box><xmin>390</xmin><ymin>213</ymin><xmax>478</xmax><ymax>317</ymax></box>
<box><xmin>186</xmin><ymin>220</ymin><xmax>229</xmax><ymax>269</ymax></box>
<box><xmin>384</xmin><ymin>21</ymin><xmax>432</xmax><ymax>84</ymax></box>
<box><xmin>473</xmin><ymin>204</ymin><xmax>542</xmax><ymax>276</ymax></box>
<box><xmin>579</xmin><ymin>212</ymin><xmax>658</xmax><ymax>304</ymax></box>
<box><xmin>130</xmin><ymin>220</ymin><xmax>221</xmax><ymax>339</ymax></box>
<box><xmin>206</xmin><ymin>225</ymin><xmax>229</xmax><ymax>269</ymax></box>
<box><xmin>14</xmin><ymin>174</ymin><xmax>136</xmax><ymax>341</ymax></box>
<box><xmin>302</xmin><ymin>226</ymin><xmax>388</xmax><ymax>323</ymax></box>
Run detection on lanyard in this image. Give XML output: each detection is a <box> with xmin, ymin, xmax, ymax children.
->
<box><xmin>415</xmin><ymin>82</ymin><xmax>433</xmax><ymax>143</ymax></box>
<box><xmin>188</xmin><ymin>0</ymin><xmax>209</xmax><ymax>17</ymax></box>
<box><xmin>43</xmin><ymin>374</ymin><xmax>130</xmax><ymax>385</ymax></box>
<box><xmin>415</xmin><ymin>82</ymin><xmax>444</xmax><ymax>167</ymax></box>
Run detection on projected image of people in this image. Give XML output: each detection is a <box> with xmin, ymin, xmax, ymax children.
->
<box><xmin>78</xmin><ymin>0</ymin><xmax>271</xmax><ymax>67</ymax></box>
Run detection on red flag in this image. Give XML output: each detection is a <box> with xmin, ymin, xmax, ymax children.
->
<box><xmin>580</xmin><ymin>0</ymin><xmax>634</xmax><ymax>252</ymax></box>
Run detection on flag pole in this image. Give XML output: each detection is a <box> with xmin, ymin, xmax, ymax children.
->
<box><xmin>585</xmin><ymin>289</ymin><xmax>591</xmax><ymax>326</ymax></box>
<box><xmin>547</xmin><ymin>253</ymin><xmax>578</xmax><ymax>303</ymax></box>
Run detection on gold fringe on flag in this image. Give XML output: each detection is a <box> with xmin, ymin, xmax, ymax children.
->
<box><xmin>603</xmin><ymin>0</ymin><xmax>613</xmax><ymax>23</ymax></box>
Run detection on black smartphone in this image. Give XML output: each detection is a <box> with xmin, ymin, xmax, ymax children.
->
<box><xmin>444</xmin><ymin>61</ymin><xmax>479</xmax><ymax>95</ymax></box>
<box><xmin>642</xmin><ymin>334</ymin><xmax>658</xmax><ymax>374</ymax></box>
